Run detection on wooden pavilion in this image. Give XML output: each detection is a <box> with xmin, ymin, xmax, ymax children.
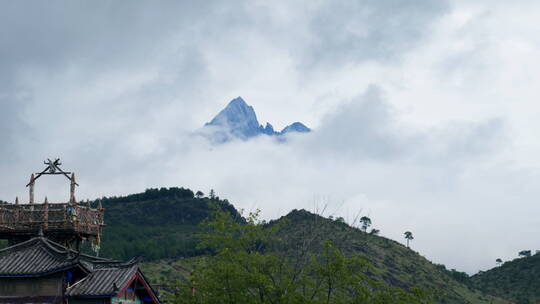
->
<box><xmin>0</xmin><ymin>160</ymin><xmax>160</xmax><ymax>304</ymax></box>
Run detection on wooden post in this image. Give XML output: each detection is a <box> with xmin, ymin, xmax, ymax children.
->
<box><xmin>14</xmin><ymin>197</ymin><xmax>19</xmax><ymax>229</ymax></box>
<box><xmin>98</xmin><ymin>200</ymin><xmax>104</xmax><ymax>225</ymax></box>
<box><xmin>70</xmin><ymin>173</ymin><xmax>76</xmax><ymax>204</ymax></box>
<box><xmin>15</xmin><ymin>198</ymin><xmax>19</xmax><ymax>224</ymax></box>
<box><xmin>75</xmin><ymin>205</ymin><xmax>80</xmax><ymax>232</ymax></box>
<box><xmin>29</xmin><ymin>174</ymin><xmax>35</xmax><ymax>204</ymax></box>
<box><xmin>44</xmin><ymin>196</ymin><xmax>49</xmax><ymax>230</ymax></box>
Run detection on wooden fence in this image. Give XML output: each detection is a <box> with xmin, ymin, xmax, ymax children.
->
<box><xmin>0</xmin><ymin>203</ymin><xmax>104</xmax><ymax>237</ymax></box>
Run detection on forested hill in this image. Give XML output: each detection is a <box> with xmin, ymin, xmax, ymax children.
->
<box><xmin>0</xmin><ymin>188</ymin><xmax>510</xmax><ymax>303</ymax></box>
<box><xmin>263</xmin><ymin>209</ymin><xmax>507</xmax><ymax>304</ymax></box>
<box><xmin>93</xmin><ymin>187</ymin><xmax>242</xmax><ymax>260</ymax></box>
<box><xmin>471</xmin><ymin>253</ymin><xmax>540</xmax><ymax>304</ymax></box>
<box><xmin>141</xmin><ymin>207</ymin><xmax>507</xmax><ymax>304</ymax></box>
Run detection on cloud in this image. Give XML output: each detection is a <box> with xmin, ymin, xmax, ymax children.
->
<box><xmin>138</xmin><ymin>86</ymin><xmax>507</xmax><ymax>275</ymax></box>
<box><xmin>306</xmin><ymin>0</ymin><xmax>449</xmax><ymax>66</ymax></box>
<box><xmin>0</xmin><ymin>0</ymin><xmax>539</xmax><ymax>275</ymax></box>
<box><xmin>304</xmin><ymin>85</ymin><xmax>504</xmax><ymax>163</ymax></box>
<box><xmin>0</xmin><ymin>98</ymin><xmax>29</xmax><ymax>160</ymax></box>
<box><xmin>305</xmin><ymin>86</ymin><xmax>404</xmax><ymax>159</ymax></box>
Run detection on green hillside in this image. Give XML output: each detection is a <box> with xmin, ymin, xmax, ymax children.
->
<box><xmin>271</xmin><ymin>210</ymin><xmax>505</xmax><ymax>303</ymax></box>
<box><xmin>0</xmin><ymin>188</ymin><xmax>511</xmax><ymax>303</ymax></box>
<box><xmin>140</xmin><ymin>206</ymin><xmax>506</xmax><ymax>304</ymax></box>
<box><xmin>471</xmin><ymin>253</ymin><xmax>540</xmax><ymax>304</ymax></box>
<box><xmin>91</xmin><ymin>187</ymin><xmax>242</xmax><ymax>260</ymax></box>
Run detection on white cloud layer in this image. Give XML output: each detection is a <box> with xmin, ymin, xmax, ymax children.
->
<box><xmin>1</xmin><ymin>0</ymin><xmax>540</xmax><ymax>274</ymax></box>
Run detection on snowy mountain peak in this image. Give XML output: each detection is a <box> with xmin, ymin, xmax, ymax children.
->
<box><xmin>205</xmin><ymin>97</ymin><xmax>261</xmax><ymax>140</ymax></box>
<box><xmin>262</xmin><ymin>122</ymin><xmax>275</xmax><ymax>135</ymax></box>
<box><xmin>281</xmin><ymin>122</ymin><xmax>311</xmax><ymax>134</ymax></box>
<box><xmin>203</xmin><ymin>97</ymin><xmax>311</xmax><ymax>143</ymax></box>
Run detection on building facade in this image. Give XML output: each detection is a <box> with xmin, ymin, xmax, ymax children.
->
<box><xmin>0</xmin><ymin>160</ymin><xmax>160</xmax><ymax>303</ymax></box>
<box><xmin>0</xmin><ymin>234</ymin><xmax>160</xmax><ymax>303</ymax></box>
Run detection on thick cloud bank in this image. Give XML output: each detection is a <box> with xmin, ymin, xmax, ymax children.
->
<box><xmin>1</xmin><ymin>0</ymin><xmax>540</xmax><ymax>274</ymax></box>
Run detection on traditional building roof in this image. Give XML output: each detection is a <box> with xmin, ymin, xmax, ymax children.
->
<box><xmin>66</xmin><ymin>261</ymin><xmax>138</xmax><ymax>296</ymax></box>
<box><xmin>0</xmin><ymin>236</ymin><xmax>159</xmax><ymax>302</ymax></box>
<box><xmin>0</xmin><ymin>237</ymin><xmax>90</xmax><ymax>277</ymax></box>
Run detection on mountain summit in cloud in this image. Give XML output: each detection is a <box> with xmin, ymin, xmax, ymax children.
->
<box><xmin>203</xmin><ymin>97</ymin><xmax>310</xmax><ymax>142</ymax></box>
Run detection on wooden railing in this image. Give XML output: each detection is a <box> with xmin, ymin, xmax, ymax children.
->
<box><xmin>0</xmin><ymin>202</ymin><xmax>104</xmax><ymax>236</ymax></box>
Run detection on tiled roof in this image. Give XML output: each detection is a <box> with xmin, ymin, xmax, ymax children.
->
<box><xmin>0</xmin><ymin>237</ymin><xmax>159</xmax><ymax>302</ymax></box>
<box><xmin>66</xmin><ymin>261</ymin><xmax>138</xmax><ymax>296</ymax></box>
<box><xmin>0</xmin><ymin>238</ymin><xmax>83</xmax><ymax>276</ymax></box>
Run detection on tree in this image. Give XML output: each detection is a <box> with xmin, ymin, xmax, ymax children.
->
<box><xmin>209</xmin><ymin>189</ymin><xmax>216</xmax><ymax>200</ymax></box>
<box><xmin>369</xmin><ymin>229</ymin><xmax>380</xmax><ymax>236</ymax></box>
<box><xmin>167</xmin><ymin>209</ymin><xmax>431</xmax><ymax>304</ymax></box>
<box><xmin>359</xmin><ymin>216</ymin><xmax>372</xmax><ymax>232</ymax></box>
<box><xmin>518</xmin><ymin>250</ymin><xmax>532</xmax><ymax>258</ymax></box>
<box><xmin>404</xmin><ymin>231</ymin><xmax>414</xmax><ymax>248</ymax></box>
<box><xmin>195</xmin><ymin>191</ymin><xmax>204</xmax><ymax>199</ymax></box>
<box><xmin>495</xmin><ymin>258</ymin><xmax>502</xmax><ymax>266</ymax></box>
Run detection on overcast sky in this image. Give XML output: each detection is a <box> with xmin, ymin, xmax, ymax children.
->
<box><xmin>2</xmin><ymin>0</ymin><xmax>540</xmax><ymax>274</ymax></box>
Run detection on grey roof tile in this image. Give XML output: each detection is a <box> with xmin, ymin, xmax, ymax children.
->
<box><xmin>66</xmin><ymin>263</ymin><xmax>138</xmax><ymax>296</ymax></box>
<box><xmin>0</xmin><ymin>237</ymin><xmax>159</xmax><ymax>302</ymax></box>
<box><xmin>0</xmin><ymin>238</ymin><xmax>78</xmax><ymax>276</ymax></box>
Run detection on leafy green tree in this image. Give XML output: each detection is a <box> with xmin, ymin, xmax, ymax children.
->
<box><xmin>167</xmin><ymin>209</ymin><xmax>431</xmax><ymax>304</ymax></box>
<box><xmin>495</xmin><ymin>258</ymin><xmax>502</xmax><ymax>266</ymax></box>
<box><xmin>518</xmin><ymin>250</ymin><xmax>531</xmax><ymax>258</ymax></box>
<box><xmin>359</xmin><ymin>216</ymin><xmax>371</xmax><ymax>233</ymax></box>
<box><xmin>195</xmin><ymin>191</ymin><xmax>204</xmax><ymax>199</ymax></box>
<box><xmin>404</xmin><ymin>231</ymin><xmax>414</xmax><ymax>248</ymax></box>
<box><xmin>369</xmin><ymin>229</ymin><xmax>380</xmax><ymax>236</ymax></box>
<box><xmin>209</xmin><ymin>189</ymin><xmax>216</xmax><ymax>200</ymax></box>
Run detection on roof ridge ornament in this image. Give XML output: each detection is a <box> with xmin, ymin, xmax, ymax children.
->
<box><xmin>25</xmin><ymin>158</ymin><xmax>79</xmax><ymax>204</ymax></box>
<box><xmin>27</xmin><ymin>158</ymin><xmax>77</xmax><ymax>184</ymax></box>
